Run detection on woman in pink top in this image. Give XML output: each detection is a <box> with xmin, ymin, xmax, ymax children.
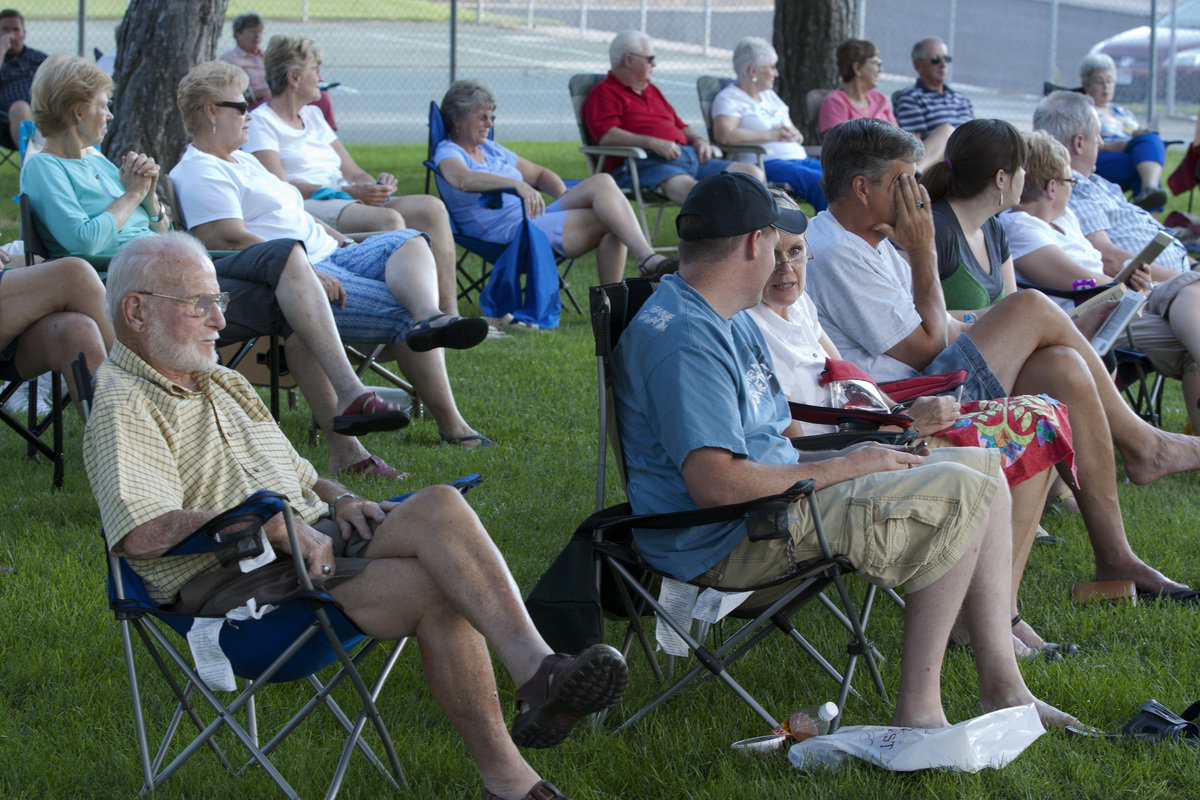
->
<box><xmin>817</xmin><ymin>39</ymin><xmax>895</xmax><ymax>137</ymax></box>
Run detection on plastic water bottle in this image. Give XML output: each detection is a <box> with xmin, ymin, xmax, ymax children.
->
<box><xmin>777</xmin><ymin>701</ymin><xmax>839</xmax><ymax>741</ymax></box>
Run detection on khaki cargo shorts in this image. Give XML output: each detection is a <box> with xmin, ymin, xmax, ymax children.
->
<box><xmin>699</xmin><ymin>447</ymin><xmax>1001</xmax><ymax>594</ymax></box>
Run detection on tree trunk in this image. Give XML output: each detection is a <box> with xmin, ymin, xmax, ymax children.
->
<box><xmin>774</xmin><ymin>0</ymin><xmax>855</xmax><ymax>143</ymax></box>
<box><xmin>104</xmin><ymin>0</ymin><xmax>229</xmax><ymax>170</ymax></box>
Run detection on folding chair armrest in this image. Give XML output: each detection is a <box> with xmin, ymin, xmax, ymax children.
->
<box><xmin>423</xmin><ymin>159</ymin><xmax>515</xmax><ymax>210</ymax></box>
<box><xmin>579</xmin><ymin>144</ymin><xmax>649</xmax><ymax>161</ymax></box>
<box><xmin>1016</xmin><ymin>278</ymin><xmax>1118</xmax><ymax>300</ymax></box>
<box><xmin>168</xmin><ymin>490</ymin><xmax>287</xmax><ymax>565</ymax></box>
<box><xmin>594</xmin><ymin>479</ymin><xmax>814</xmax><ymax>543</ymax></box>
<box><xmin>790</xmin><ymin>429</ymin><xmax>917</xmax><ymax>451</ymax></box>
<box><xmin>716</xmin><ymin>143</ymin><xmax>767</xmax><ymax>157</ymax></box>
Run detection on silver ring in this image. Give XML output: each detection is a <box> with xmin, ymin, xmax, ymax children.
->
<box><xmin>321</xmin><ymin>563</ymin><xmax>332</xmax><ymax>576</ymax></box>
<box><xmin>916</xmin><ymin>201</ymin><xmax>926</xmax><ymax>209</ymax></box>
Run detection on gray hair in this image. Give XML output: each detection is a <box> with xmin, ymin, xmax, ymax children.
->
<box><xmin>1033</xmin><ymin>90</ymin><xmax>1096</xmax><ymax>147</ymax></box>
<box><xmin>610</xmin><ymin>30</ymin><xmax>651</xmax><ymax>68</ymax></box>
<box><xmin>263</xmin><ymin>34</ymin><xmax>320</xmax><ymax>97</ymax></box>
<box><xmin>821</xmin><ymin>118</ymin><xmax>924</xmax><ymax>204</ymax></box>
<box><xmin>1079</xmin><ymin>52</ymin><xmax>1116</xmax><ymax>86</ymax></box>
<box><xmin>106</xmin><ymin>233</ymin><xmax>212</xmax><ymax>323</ymax></box>
<box><xmin>733</xmin><ymin>36</ymin><xmax>777</xmax><ymax>81</ymax></box>
<box><xmin>441</xmin><ymin>78</ymin><xmax>497</xmax><ymax>136</ymax></box>
<box><xmin>911</xmin><ymin>37</ymin><xmax>943</xmax><ymax>62</ymax></box>
<box><xmin>231</xmin><ymin>11</ymin><xmax>263</xmax><ymax>35</ymax></box>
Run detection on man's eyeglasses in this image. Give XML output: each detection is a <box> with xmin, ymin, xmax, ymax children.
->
<box><xmin>631</xmin><ymin>53</ymin><xmax>657</xmax><ymax>66</ymax></box>
<box><xmin>138</xmin><ymin>291</ymin><xmax>230</xmax><ymax>317</ymax></box>
<box><xmin>213</xmin><ymin>100</ymin><xmax>249</xmax><ymax>115</ymax></box>
<box><xmin>476</xmin><ymin>112</ymin><xmax>496</xmax><ymax>123</ymax></box>
<box><xmin>927</xmin><ymin>55</ymin><xmax>952</xmax><ymax>65</ymax></box>
<box><xmin>1058</xmin><ymin>176</ymin><xmax>1079</xmax><ymax>186</ymax></box>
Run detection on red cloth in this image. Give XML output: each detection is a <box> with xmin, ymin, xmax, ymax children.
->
<box><xmin>933</xmin><ymin>394</ymin><xmax>1076</xmax><ymax>488</ymax></box>
<box><xmin>582</xmin><ymin>72</ymin><xmax>688</xmax><ymax>172</ymax></box>
<box><xmin>1168</xmin><ymin>143</ymin><xmax>1200</xmax><ymax>195</ymax></box>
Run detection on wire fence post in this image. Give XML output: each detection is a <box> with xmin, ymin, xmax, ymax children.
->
<box><xmin>1047</xmin><ymin>0</ymin><xmax>1059</xmax><ymax>84</ymax></box>
<box><xmin>301</xmin><ymin>0</ymin><xmax>308</xmax><ymax>23</ymax></box>
<box><xmin>580</xmin><ymin>0</ymin><xmax>588</xmax><ymax>38</ymax></box>
<box><xmin>77</xmin><ymin>0</ymin><xmax>85</xmax><ymax>57</ymax></box>
<box><xmin>640</xmin><ymin>0</ymin><xmax>647</xmax><ymax>33</ymax></box>
<box><xmin>703</xmin><ymin>0</ymin><xmax>712</xmax><ymax>56</ymax></box>
<box><xmin>477</xmin><ymin>0</ymin><xmax>484</xmax><ymax>23</ymax></box>
<box><xmin>527</xmin><ymin>0</ymin><xmax>534</xmax><ymax>30</ymax></box>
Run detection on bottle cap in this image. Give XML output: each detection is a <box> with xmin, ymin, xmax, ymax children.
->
<box><xmin>817</xmin><ymin>701</ymin><xmax>839</xmax><ymax>722</ymax></box>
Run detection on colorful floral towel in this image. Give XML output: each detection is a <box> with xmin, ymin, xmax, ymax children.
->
<box><xmin>933</xmin><ymin>394</ymin><xmax>1075</xmax><ymax>488</ymax></box>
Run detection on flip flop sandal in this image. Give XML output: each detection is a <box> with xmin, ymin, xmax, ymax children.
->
<box><xmin>1066</xmin><ymin>700</ymin><xmax>1200</xmax><ymax>744</ymax></box>
<box><xmin>1138</xmin><ymin>587</ymin><xmax>1200</xmax><ymax>605</ymax></box>
<box><xmin>1121</xmin><ymin>699</ymin><xmax>1200</xmax><ymax>745</ymax></box>
<box><xmin>406</xmin><ymin>314</ymin><xmax>489</xmax><ymax>352</ymax></box>
<box><xmin>439</xmin><ymin>432</ymin><xmax>496</xmax><ymax>449</ymax></box>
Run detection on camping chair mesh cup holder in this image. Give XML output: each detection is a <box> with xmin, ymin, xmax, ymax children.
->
<box><xmin>576</xmin><ymin>277</ymin><xmax>905</xmax><ymax>733</ymax></box>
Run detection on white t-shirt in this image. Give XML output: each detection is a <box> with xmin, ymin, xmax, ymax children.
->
<box><xmin>169</xmin><ymin>145</ymin><xmax>338</xmax><ymax>263</ymax></box>
<box><xmin>245</xmin><ymin>104</ymin><xmax>344</xmax><ymax>187</ymax></box>
<box><xmin>999</xmin><ymin>208</ymin><xmax>1106</xmax><ymax>312</ymax></box>
<box><xmin>709</xmin><ymin>85</ymin><xmax>806</xmax><ymax>163</ymax></box>
<box><xmin>805</xmin><ymin>210</ymin><xmax>928</xmax><ymax>382</ymax></box>
<box><xmin>745</xmin><ymin>297</ymin><xmax>835</xmax><ymax>434</ymax></box>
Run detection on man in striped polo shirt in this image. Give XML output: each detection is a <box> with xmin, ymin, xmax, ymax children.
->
<box><xmin>894</xmin><ymin>37</ymin><xmax>975</xmax><ymax>173</ymax></box>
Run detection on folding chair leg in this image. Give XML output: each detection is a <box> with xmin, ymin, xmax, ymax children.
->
<box><xmin>605</xmin><ymin>558</ymin><xmax>780</xmax><ymax>732</ymax></box>
<box><xmin>606</xmin><ymin>560</ymin><xmax>663</xmax><ymax>682</ymax></box>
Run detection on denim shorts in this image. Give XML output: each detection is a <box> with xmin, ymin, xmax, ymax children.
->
<box><xmin>924</xmin><ymin>333</ymin><xmax>1007</xmax><ymax>403</ymax></box>
<box><xmin>611</xmin><ymin>145</ymin><xmax>731</xmax><ymax>193</ymax></box>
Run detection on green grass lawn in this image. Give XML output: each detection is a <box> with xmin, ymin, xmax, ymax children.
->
<box><xmin>2</xmin><ymin>142</ymin><xmax>1200</xmax><ymax>798</ymax></box>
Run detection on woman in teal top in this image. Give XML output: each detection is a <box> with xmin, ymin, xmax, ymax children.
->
<box><xmin>921</xmin><ymin>119</ymin><xmax>1025</xmax><ymax>318</ymax></box>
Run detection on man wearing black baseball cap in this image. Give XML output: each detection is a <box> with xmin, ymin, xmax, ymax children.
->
<box><xmin>611</xmin><ymin>172</ymin><xmax>1081</xmax><ymax>732</ymax></box>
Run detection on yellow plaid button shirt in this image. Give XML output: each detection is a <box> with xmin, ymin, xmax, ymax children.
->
<box><xmin>83</xmin><ymin>341</ymin><xmax>326</xmax><ymax>605</ymax></box>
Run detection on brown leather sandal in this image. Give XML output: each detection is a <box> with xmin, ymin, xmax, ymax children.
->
<box><xmin>510</xmin><ymin>643</ymin><xmax>628</xmax><ymax>749</ymax></box>
<box><xmin>481</xmin><ymin>780</ymin><xmax>571</xmax><ymax>800</ymax></box>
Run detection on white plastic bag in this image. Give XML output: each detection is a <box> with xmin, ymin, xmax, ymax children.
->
<box><xmin>787</xmin><ymin>703</ymin><xmax>1045</xmax><ymax>773</ymax></box>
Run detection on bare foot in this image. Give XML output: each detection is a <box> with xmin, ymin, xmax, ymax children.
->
<box><xmin>891</xmin><ymin>709</ymin><xmax>950</xmax><ymax>729</ymax></box>
<box><xmin>1122</xmin><ymin>429</ymin><xmax>1200</xmax><ymax>485</ymax></box>
<box><xmin>980</xmin><ymin>695</ymin><xmax>1079</xmax><ymax>729</ymax></box>
<box><xmin>1096</xmin><ymin>559</ymin><xmax>1187</xmax><ymax>594</ymax></box>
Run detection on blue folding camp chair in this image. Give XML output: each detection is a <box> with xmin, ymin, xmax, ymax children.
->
<box><xmin>423</xmin><ymin>101</ymin><xmax>580</xmax><ymax>315</ymax></box>
<box><xmin>107</xmin><ymin>475</ymin><xmax>481</xmax><ymax>798</ymax></box>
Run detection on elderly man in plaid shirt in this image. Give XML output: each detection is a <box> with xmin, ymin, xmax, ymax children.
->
<box><xmin>84</xmin><ymin>233</ymin><xmax>628</xmax><ymax>800</ymax></box>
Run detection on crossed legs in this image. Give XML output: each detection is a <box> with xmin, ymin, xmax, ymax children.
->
<box><xmin>968</xmin><ymin>289</ymin><xmax>1198</xmax><ymax>591</ymax></box>
<box><xmin>0</xmin><ymin>258</ymin><xmax>111</xmax><ymax>418</ymax></box>
<box><xmin>328</xmin><ymin>486</ymin><xmax>555</xmax><ymax>799</ymax></box>
<box><xmin>335</xmin><ymin>195</ymin><xmax>461</xmax><ymax>316</ymax></box>
<box><xmin>558</xmin><ymin>173</ymin><xmax>659</xmax><ymax>284</ymax></box>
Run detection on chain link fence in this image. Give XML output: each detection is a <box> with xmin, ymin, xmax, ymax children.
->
<box><xmin>25</xmin><ymin>1</ymin><xmax>1196</xmax><ymax>146</ymax></box>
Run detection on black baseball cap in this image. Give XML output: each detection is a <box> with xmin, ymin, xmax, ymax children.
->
<box><xmin>675</xmin><ymin>172</ymin><xmax>808</xmax><ymax>241</ymax></box>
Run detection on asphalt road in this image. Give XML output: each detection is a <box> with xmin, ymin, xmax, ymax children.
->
<box><xmin>28</xmin><ymin>3</ymin><xmax>1196</xmax><ymax>147</ymax></box>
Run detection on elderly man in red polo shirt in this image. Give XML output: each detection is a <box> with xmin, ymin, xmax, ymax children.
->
<box><xmin>582</xmin><ymin>30</ymin><xmax>763</xmax><ymax>205</ymax></box>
